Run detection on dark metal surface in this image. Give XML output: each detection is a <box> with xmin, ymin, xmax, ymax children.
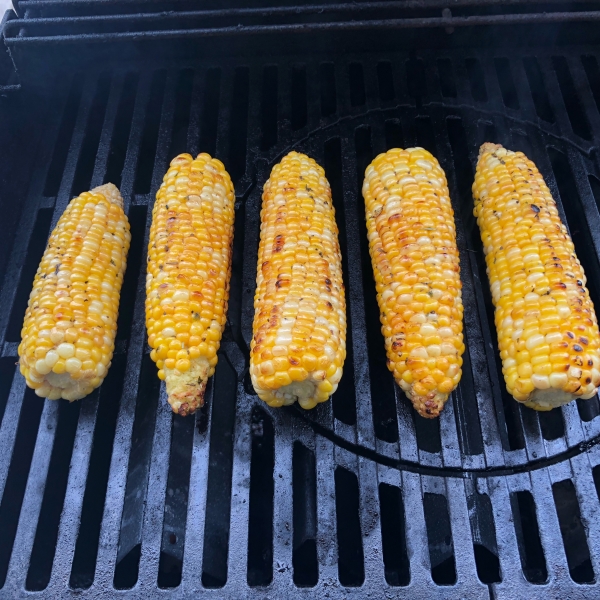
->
<box><xmin>1</xmin><ymin>10</ymin><xmax>600</xmax><ymax>600</ymax></box>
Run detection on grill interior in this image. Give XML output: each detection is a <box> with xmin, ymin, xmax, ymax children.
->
<box><xmin>1</xmin><ymin>8</ymin><xmax>600</xmax><ymax>598</ymax></box>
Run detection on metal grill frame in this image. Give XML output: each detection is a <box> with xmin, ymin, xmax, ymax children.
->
<box><xmin>0</xmin><ymin>15</ymin><xmax>600</xmax><ymax>599</ymax></box>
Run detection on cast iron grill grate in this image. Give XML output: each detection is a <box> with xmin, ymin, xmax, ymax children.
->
<box><xmin>1</xmin><ymin>36</ymin><xmax>600</xmax><ymax>599</ymax></box>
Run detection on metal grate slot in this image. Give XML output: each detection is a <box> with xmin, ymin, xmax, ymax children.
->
<box><xmin>523</xmin><ymin>57</ymin><xmax>555</xmax><ymax>123</ymax></box>
<box><xmin>115</xmin><ymin>206</ymin><xmax>147</xmax><ymax>341</ymax></box>
<box><xmin>71</xmin><ymin>72</ymin><xmax>112</xmax><ymax>197</ymax></box>
<box><xmin>334</xmin><ymin>466</ymin><xmax>364</xmax><ymax>587</ymax></box>
<box><xmin>348</xmin><ymin>62</ymin><xmax>366</xmax><ymax>108</ymax></box>
<box><xmin>552</xmin><ymin>479</ymin><xmax>595</xmax><ymax>583</ymax></box>
<box><xmin>201</xmin><ymin>356</ymin><xmax>237</xmax><ymax>588</ymax></box>
<box><xmin>423</xmin><ymin>492</ymin><xmax>456</xmax><ymax>585</ymax></box>
<box><xmin>465</xmin><ymin>58</ymin><xmax>488</xmax><ymax>103</ymax></box>
<box><xmin>378</xmin><ymin>482</ymin><xmax>410</xmax><ymax>586</ymax></box>
<box><xmin>196</xmin><ymin>68</ymin><xmax>221</xmax><ymax>158</ymax></box>
<box><xmin>510</xmin><ymin>490</ymin><xmax>548</xmax><ymax>584</ymax></box>
<box><xmin>246</xmin><ymin>406</ymin><xmax>274</xmax><ymax>587</ymax></box>
<box><xmin>494</xmin><ymin>57</ymin><xmax>520</xmax><ymax>110</ymax></box>
<box><xmin>134</xmin><ymin>70</ymin><xmax>167</xmax><ymax>195</ymax></box>
<box><xmin>228</xmin><ymin>67</ymin><xmax>250</xmax><ymax>186</ymax></box>
<box><xmin>552</xmin><ymin>56</ymin><xmax>593</xmax><ymax>141</ymax></box>
<box><xmin>0</xmin><ymin>359</ymin><xmax>16</xmax><ymax>429</ymax></box>
<box><xmin>292</xmin><ymin>441</ymin><xmax>318</xmax><ymax>587</ymax></box>
<box><xmin>323</xmin><ymin>137</ymin><xmax>357</xmax><ymax>426</ymax></box>
<box><xmin>103</xmin><ymin>72</ymin><xmax>139</xmax><ymax>189</ymax></box>
<box><xmin>319</xmin><ymin>62</ymin><xmax>336</xmax><ymax>118</ymax></box>
<box><xmin>260</xmin><ymin>65</ymin><xmax>278</xmax><ymax>151</ymax></box>
<box><xmin>468</xmin><ymin>489</ymin><xmax>501</xmax><ymax>584</ymax></box>
<box><xmin>168</xmin><ymin>68</ymin><xmax>195</xmax><ymax>161</ymax></box>
<box><xmin>43</xmin><ymin>75</ymin><xmax>85</xmax><ymax>197</ymax></box>
<box><xmin>384</xmin><ymin>118</ymin><xmax>404</xmax><ymax>150</ymax></box>
<box><xmin>290</xmin><ymin>64</ymin><xmax>307</xmax><ymax>131</ymax></box>
<box><xmin>157</xmin><ymin>414</ymin><xmax>195</xmax><ymax>588</ymax></box>
<box><xmin>113</xmin><ymin>354</ymin><xmax>160</xmax><ymax>590</ymax></box>
<box><xmin>0</xmin><ymin>391</ymin><xmax>45</xmax><ymax>589</ymax></box>
<box><xmin>406</xmin><ymin>56</ymin><xmax>427</xmax><ymax>102</ymax></box>
<box><xmin>437</xmin><ymin>58</ymin><xmax>457</xmax><ymax>99</ymax></box>
<box><xmin>376</xmin><ymin>61</ymin><xmax>395</xmax><ymax>103</ymax></box>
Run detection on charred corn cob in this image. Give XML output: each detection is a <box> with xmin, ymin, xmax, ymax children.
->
<box><xmin>474</xmin><ymin>143</ymin><xmax>600</xmax><ymax>410</ymax></box>
<box><xmin>250</xmin><ymin>151</ymin><xmax>346</xmax><ymax>409</ymax></box>
<box><xmin>362</xmin><ymin>148</ymin><xmax>464</xmax><ymax>418</ymax></box>
<box><xmin>146</xmin><ymin>153</ymin><xmax>235</xmax><ymax>416</ymax></box>
<box><xmin>18</xmin><ymin>184</ymin><xmax>130</xmax><ymax>401</ymax></box>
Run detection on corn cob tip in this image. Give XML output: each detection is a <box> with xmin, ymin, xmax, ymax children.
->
<box><xmin>164</xmin><ymin>356</ymin><xmax>209</xmax><ymax>416</ymax></box>
<box><xmin>402</xmin><ymin>388</ymin><xmax>449</xmax><ymax>419</ymax></box>
<box><xmin>90</xmin><ymin>183</ymin><xmax>124</xmax><ymax>208</ymax></box>
<box><xmin>478</xmin><ymin>142</ymin><xmax>504</xmax><ymax>159</ymax></box>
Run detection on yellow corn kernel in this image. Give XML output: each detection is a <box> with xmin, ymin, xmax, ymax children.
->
<box><xmin>474</xmin><ymin>143</ymin><xmax>600</xmax><ymax>410</ymax></box>
<box><xmin>362</xmin><ymin>147</ymin><xmax>464</xmax><ymax>418</ymax></box>
<box><xmin>250</xmin><ymin>152</ymin><xmax>347</xmax><ymax>409</ymax></box>
<box><xmin>146</xmin><ymin>153</ymin><xmax>235</xmax><ymax>416</ymax></box>
<box><xmin>18</xmin><ymin>184</ymin><xmax>130</xmax><ymax>402</ymax></box>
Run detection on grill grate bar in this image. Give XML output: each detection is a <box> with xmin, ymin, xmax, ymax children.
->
<box><xmin>50</xmin><ymin>76</ymin><xmax>98</xmax><ymax>229</ymax></box>
<box><xmin>135</xmin><ymin>391</ymin><xmax>172</xmax><ymax>592</ymax></box>
<box><xmin>184</xmin><ymin>67</ymin><xmax>204</xmax><ymax>158</ymax></box>
<box><xmin>338</xmin><ymin>127</ymin><xmax>376</xmax><ymax>450</ymax></box>
<box><xmin>180</xmin><ymin>399</ymin><xmax>212</xmax><ymax>593</ymax></box>
<box><xmin>571</xmin><ymin>453</ymin><xmax>600</xmax><ymax>578</ymax></box>
<box><xmin>529</xmin><ymin>470</ymin><xmax>570</xmax><ymax>585</ymax></box>
<box><xmin>90</xmin><ymin>72</ymin><xmax>126</xmax><ymax>189</ymax></box>
<box><xmin>271</xmin><ymin>423</ymin><xmax>294</xmax><ymax>588</ymax></box>
<box><xmin>48</xmin><ymin>395</ymin><xmax>100</xmax><ymax>591</ymax></box>
<box><xmin>446</xmin><ymin>478</ymin><xmax>488</xmax><ymax>593</ymax></box>
<box><xmin>120</xmin><ymin>72</ymin><xmax>153</xmax><ymax>208</ymax></box>
<box><xmin>223</xmin><ymin>399</ymin><xmax>252</xmax><ymax>588</ymax></box>
<box><xmin>5</xmin><ymin>401</ymin><xmax>60</xmax><ymax>592</ymax></box>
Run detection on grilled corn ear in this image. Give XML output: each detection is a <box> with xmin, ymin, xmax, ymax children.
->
<box><xmin>146</xmin><ymin>153</ymin><xmax>235</xmax><ymax>416</ymax></box>
<box><xmin>362</xmin><ymin>148</ymin><xmax>464</xmax><ymax>418</ymax></box>
<box><xmin>473</xmin><ymin>143</ymin><xmax>600</xmax><ymax>409</ymax></box>
<box><xmin>18</xmin><ymin>183</ymin><xmax>130</xmax><ymax>401</ymax></box>
<box><xmin>250</xmin><ymin>151</ymin><xmax>346</xmax><ymax>409</ymax></box>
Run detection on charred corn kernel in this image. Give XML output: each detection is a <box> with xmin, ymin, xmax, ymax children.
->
<box><xmin>18</xmin><ymin>184</ymin><xmax>130</xmax><ymax>402</ymax></box>
<box><xmin>250</xmin><ymin>151</ymin><xmax>347</xmax><ymax>410</ymax></box>
<box><xmin>146</xmin><ymin>153</ymin><xmax>235</xmax><ymax>416</ymax></box>
<box><xmin>362</xmin><ymin>148</ymin><xmax>464</xmax><ymax>418</ymax></box>
<box><xmin>474</xmin><ymin>143</ymin><xmax>600</xmax><ymax>410</ymax></box>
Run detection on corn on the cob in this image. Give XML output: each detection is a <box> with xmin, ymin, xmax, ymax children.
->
<box><xmin>362</xmin><ymin>148</ymin><xmax>464</xmax><ymax>418</ymax></box>
<box><xmin>250</xmin><ymin>151</ymin><xmax>346</xmax><ymax>409</ymax></box>
<box><xmin>18</xmin><ymin>183</ymin><xmax>130</xmax><ymax>401</ymax></box>
<box><xmin>146</xmin><ymin>153</ymin><xmax>235</xmax><ymax>416</ymax></box>
<box><xmin>474</xmin><ymin>143</ymin><xmax>600</xmax><ymax>410</ymax></box>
